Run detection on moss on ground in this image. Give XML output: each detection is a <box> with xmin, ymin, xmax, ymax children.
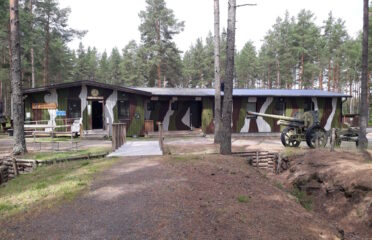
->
<box><xmin>0</xmin><ymin>158</ymin><xmax>117</xmax><ymax>218</ymax></box>
<box><xmin>23</xmin><ymin>147</ymin><xmax>111</xmax><ymax>162</ymax></box>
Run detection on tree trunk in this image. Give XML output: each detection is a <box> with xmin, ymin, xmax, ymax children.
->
<box><xmin>43</xmin><ymin>13</ymin><xmax>50</xmax><ymax>86</ymax></box>
<box><xmin>268</xmin><ymin>64</ymin><xmax>271</xmax><ymax>89</ymax></box>
<box><xmin>220</xmin><ymin>0</ymin><xmax>235</xmax><ymax>155</ymax></box>
<box><xmin>9</xmin><ymin>0</ymin><xmax>27</xmax><ymax>155</ymax></box>
<box><xmin>28</xmin><ymin>0</ymin><xmax>35</xmax><ymax>88</ymax></box>
<box><xmin>327</xmin><ymin>59</ymin><xmax>331</xmax><ymax>91</ymax></box>
<box><xmin>299</xmin><ymin>53</ymin><xmax>304</xmax><ymax>89</ymax></box>
<box><xmin>155</xmin><ymin>19</ymin><xmax>161</xmax><ymax>88</ymax></box>
<box><xmin>358</xmin><ymin>0</ymin><xmax>369</xmax><ymax>149</ymax></box>
<box><xmin>213</xmin><ymin>0</ymin><xmax>222</xmax><ymax>144</ymax></box>
<box><xmin>276</xmin><ymin>58</ymin><xmax>280</xmax><ymax>88</ymax></box>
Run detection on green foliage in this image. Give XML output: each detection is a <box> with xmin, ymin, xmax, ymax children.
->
<box><xmin>138</xmin><ymin>0</ymin><xmax>184</xmax><ymax>87</ymax></box>
<box><xmin>237</xmin><ymin>195</ymin><xmax>251</xmax><ymax>203</ymax></box>
<box><xmin>236</xmin><ymin>41</ymin><xmax>258</xmax><ymax>88</ymax></box>
<box><xmin>0</xmin><ymin>158</ymin><xmax>117</xmax><ymax>218</ymax></box>
<box><xmin>290</xmin><ymin>187</ymin><xmax>312</xmax><ymax>211</ymax></box>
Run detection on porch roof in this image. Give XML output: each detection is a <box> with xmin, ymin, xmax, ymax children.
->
<box><xmin>133</xmin><ymin>87</ymin><xmax>351</xmax><ymax>98</ymax></box>
<box><xmin>23</xmin><ymin>80</ymin><xmax>151</xmax><ymax>96</ymax></box>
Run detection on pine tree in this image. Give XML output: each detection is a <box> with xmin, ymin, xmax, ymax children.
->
<box><xmin>34</xmin><ymin>0</ymin><xmax>85</xmax><ymax>85</ymax></box>
<box><xmin>10</xmin><ymin>0</ymin><xmax>27</xmax><ymax>155</ymax></box>
<box><xmin>108</xmin><ymin>47</ymin><xmax>123</xmax><ymax>84</ymax></box>
<box><xmin>138</xmin><ymin>0</ymin><xmax>184</xmax><ymax>87</ymax></box>
<box><xmin>358</xmin><ymin>0</ymin><xmax>369</xmax><ymax>149</ymax></box>
<box><xmin>97</xmin><ymin>50</ymin><xmax>110</xmax><ymax>83</ymax></box>
<box><xmin>236</xmin><ymin>41</ymin><xmax>258</xmax><ymax>88</ymax></box>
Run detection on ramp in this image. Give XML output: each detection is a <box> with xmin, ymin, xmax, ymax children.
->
<box><xmin>107</xmin><ymin>141</ymin><xmax>163</xmax><ymax>157</ymax></box>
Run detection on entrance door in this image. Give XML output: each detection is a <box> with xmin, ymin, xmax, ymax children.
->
<box><xmin>92</xmin><ymin>101</ymin><xmax>103</xmax><ymax>129</ymax></box>
<box><xmin>190</xmin><ymin>101</ymin><xmax>202</xmax><ymax>129</ymax></box>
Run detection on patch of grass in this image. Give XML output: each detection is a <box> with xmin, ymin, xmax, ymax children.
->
<box><xmin>237</xmin><ymin>195</ymin><xmax>251</xmax><ymax>203</ymax></box>
<box><xmin>274</xmin><ymin>181</ymin><xmax>284</xmax><ymax>190</ymax></box>
<box><xmin>23</xmin><ymin>147</ymin><xmax>111</xmax><ymax>162</ymax></box>
<box><xmin>0</xmin><ymin>157</ymin><xmax>117</xmax><ymax>218</ymax></box>
<box><xmin>31</xmin><ymin>137</ymin><xmax>73</xmax><ymax>142</ymax></box>
<box><xmin>0</xmin><ymin>203</ymin><xmax>17</xmax><ymax>212</ymax></box>
<box><xmin>290</xmin><ymin>187</ymin><xmax>312</xmax><ymax>211</ymax></box>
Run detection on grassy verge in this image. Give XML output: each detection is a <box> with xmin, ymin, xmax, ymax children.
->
<box><xmin>290</xmin><ymin>187</ymin><xmax>312</xmax><ymax>211</ymax></box>
<box><xmin>28</xmin><ymin>137</ymin><xmax>74</xmax><ymax>142</ymax></box>
<box><xmin>23</xmin><ymin>147</ymin><xmax>111</xmax><ymax>162</ymax></box>
<box><xmin>0</xmin><ymin>158</ymin><xmax>117</xmax><ymax>218</ymax></box>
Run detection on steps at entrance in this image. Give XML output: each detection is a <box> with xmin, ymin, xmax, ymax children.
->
<box><xmin>108</xmin><ymin>141</ymin><xmax>163</xmax><ymax>157</ymax></box>
<box><xmin>147</xmin><ymin>129</ymin><xmax>204</xmax><ymax>138</ymax></box>
<box><xmin>81</xmin><ymin>130</ymin><xmax>109</xmax><ymax>140</ymax></box>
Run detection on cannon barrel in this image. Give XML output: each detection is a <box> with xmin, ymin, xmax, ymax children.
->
<box><xmin>247</xmin><ymin>111</ymin><xmax>304</xmax><ymax>122</ymax></box>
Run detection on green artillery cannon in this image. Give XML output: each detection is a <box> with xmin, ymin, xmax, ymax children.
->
<box><xmin>334</xmin><ymin>127</ymin><xmax>360</xmax><ymax>147</ymax></box>
<box><xmin>247</xmin><ymin>111</ymin><xmax>328</xmax><ymax>148</ymax></box>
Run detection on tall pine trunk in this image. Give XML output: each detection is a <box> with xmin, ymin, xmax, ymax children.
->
<box><xmin>156</xmin><ymin>19</ymin><xmax>161</xmax><ymax>87</ymax></box>
<box><xmin>327</xmin><ymin>59</ymin><xmax>331</xmax><ymax>91</ymax></box>
<box><xmin>268</xmin><ymin>64</ymin><xmax>271</xmax><ymax>89</ymax></box>
<box><xmin>43</xmin><ymin>14</ymin><xmax>50</xmax><ymax>86</ymax></box>
<box><xmin>28</xmin><ymin>0</ymin><xmax>35</xmax><ymax>88</ymax></box>
<box><xmin>220</xmin><ymin>0</ymin><xmax>235</xmax><ymax>155</ymax></box>
<box><xmin>213</xmin><ymin>0</ymin><xmax>222</xmax><ymax>143</ymax></box>
<box><xmin>9</xmin><ymin>0</ymin><xmax>27</xmax><ymax>155</ymax></box>
<box><xmin>358</xmin><ymin>0</ymin><xmax>369</xmax><ymax>149</ymax></box>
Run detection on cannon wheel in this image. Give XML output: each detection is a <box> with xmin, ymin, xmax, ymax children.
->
<box><xmin>305</xmin><ymin>125</ymin><xmax>327</xmax><ymax>148</ymax></box>
<box><xmin>281</xmin><ymin>127</ymin><xmax>301</xmax><ymax>147</ymax></box>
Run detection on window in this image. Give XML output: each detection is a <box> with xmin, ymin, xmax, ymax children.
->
<box><xmin>171</xmin><ymin>101</ymin><xmax>178</xmax><ymax>111</ymax></box>
<box><xmin>67</xmin><ymin>99</ymin><xmax>81</xmax><ymax>119</ymax></box>
<box><xmin>118</xmin><ymin>100</ymin><xmax>130</xmax><ymax>119</ymax></box>
<box><xmin>274</xmin><ymin>102</ymin><xmax>286</xmax><ymax>116</ymax></box>
<box><xmin>147</xmin><ymin>101</ymin><xmax>155</xmax><ymax>111</ymax></box>
<box><xmin>303</xmin><ymin>100</ymin><xmax>314</xmax><ymax>112</ymax></box>
<box><xmin>246</xmin><ymin>102</ymin><xmax>256</xmax><ymax>118</ymax></box>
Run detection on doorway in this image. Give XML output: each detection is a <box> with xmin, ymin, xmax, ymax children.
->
<box><xmin>190</xmin><ymin>101</ymin><xmax>202</xmax><ymax>129</ymax></box>
<box><xmin>92</xmin><ymin>101</ymin><xmax>103</xmax><ymax>129</ymax></box>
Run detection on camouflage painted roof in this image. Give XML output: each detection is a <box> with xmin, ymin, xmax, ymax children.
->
<box><xmin>133</xmin><ymin>87</ymin><xmax>350</xmax><ymax>98</ymax></box>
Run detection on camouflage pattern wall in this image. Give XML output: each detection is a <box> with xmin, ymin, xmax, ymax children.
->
<box><xmin>145</xmin><ymin>99</ymin><xmax>201</xmax><ymax>131</ymax></box>
<box><xmin>202</xmin><ymin>96</ymin><xmax>343</xmax><ymax>134</ymax></box>
<box><xmin>24</xmin><ymin>85</ymin><xmax>146</xmax><ymax>137</ymax></box>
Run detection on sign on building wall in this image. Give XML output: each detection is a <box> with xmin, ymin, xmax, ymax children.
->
<box><xmin>32</xmin><ymin>103</ymin><xmax>57</xmax><ymax>110</ymax></box>
<box><xmin>56</xmin><ymin>110</ymin><xmax>66</xmax><ymax>117</ymax></box>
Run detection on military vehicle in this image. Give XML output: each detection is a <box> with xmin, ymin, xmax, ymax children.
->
<box><xmin>247</xmin><ymin>111</ymin><xmax>327</xmax><ymax>148</ymax></box>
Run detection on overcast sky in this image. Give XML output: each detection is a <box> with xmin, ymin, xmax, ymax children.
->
<box><xmin>59</xmin><ymin>0</ymin><xmax>363</xmax><ymax>55</ymax></box>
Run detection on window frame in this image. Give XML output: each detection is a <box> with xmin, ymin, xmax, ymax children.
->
<box><xmin>246</xmin><ymin>102</ymin><xmax>257</xmax><ymax>119</ymax></box>
<box><xmin>67</xmin><ymin>99</ymin><xmax>81</xmax><ymax>119</ymax></box>
<box><xmin>117</xmin><ymin>100</ymin><xmax>130</xmax><ymax>120</ymax></box>
<box><xmin>274</xmin><ymin>101</ymin><xmax>286</xmax><ymax>116</ymax></box>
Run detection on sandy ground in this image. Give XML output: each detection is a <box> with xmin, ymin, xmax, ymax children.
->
<box><xmin>0</xmin><ymin>155</ymin><xmax>341</xmax><ymax>240</ymax></box>
<box><xmin>273</xmin><ymin>150</ymin><xmax>372</xmax><ymax>240</ymax></box>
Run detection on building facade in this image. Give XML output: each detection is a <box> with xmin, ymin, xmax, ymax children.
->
<box><xmin>23</xmin><ymin>81</ymin><xmax>349</xmax><ymax>136</ymax></box>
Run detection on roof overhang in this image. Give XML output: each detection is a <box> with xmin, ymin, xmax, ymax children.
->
<box><xmin>23</xmin><ymin>80</ymin><xmax>151</xmax><ymax>96</ymax></box>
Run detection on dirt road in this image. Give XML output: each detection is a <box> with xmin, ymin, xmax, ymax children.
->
<box><xmin>1</xmin><ymin>155</ymin><xmax>341</xmax><ymax>240</ymax></box>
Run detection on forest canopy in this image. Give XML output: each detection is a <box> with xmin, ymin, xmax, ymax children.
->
<box><xmin>0</xmin><ymin>0</ymin><xmax>371</xmax><ymax>116</ymax></box>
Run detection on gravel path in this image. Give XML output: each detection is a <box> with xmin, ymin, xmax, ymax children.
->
<box><xmin>1</xmin><ymin>155</ymin><xmax>340</xmax><ymax>240</ymax></box>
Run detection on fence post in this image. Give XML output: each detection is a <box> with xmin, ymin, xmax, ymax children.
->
<box><xmin>12</xmin><ymin>157</ymin><xmax>18</xmax><ymax>177</ymax></box>
<box><xmin>112</xmin><ymin>123</ymin><xmax>126</xmax><ymax>151</ymax></box>
<box><xmin>157</xmin><ymin>122</ymin><xmax>164</xmax><ymax>152</ymax></box>
<box><xmin>123</xmin><ymin>124</ymin><xmax>126</xmax><ymax>144</ymax></box>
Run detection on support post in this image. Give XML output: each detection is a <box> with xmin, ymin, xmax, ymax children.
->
<box><xmin>157</xmin><ymin>122</ymin><xmax>164</xmax><ymax>152</ymax></box>
<box><xmin>330</xmin><ymin>128</ymin><xmax>336</xmax><ymax>152</ymax></box>
<box><xmin>112</xmin><ymin>123</ymin><xmax>126</xmax><ymax>151</ymax></box>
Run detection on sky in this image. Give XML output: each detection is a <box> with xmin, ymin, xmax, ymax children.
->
<box><xmin>59</xmin><ymin>0</ymin><xmax>363</xmax><ymax>55</ymax></box>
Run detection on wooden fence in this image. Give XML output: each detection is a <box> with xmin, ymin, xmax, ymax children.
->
<box><xmin>233</xmin><ymin>151</ymin><xmax>291</xmax><ymax>174</ymax></box>
<box><xmin>112</xmin><ymin>123</ymin><xmax>126</xmax><ymax>151</ymax></box>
